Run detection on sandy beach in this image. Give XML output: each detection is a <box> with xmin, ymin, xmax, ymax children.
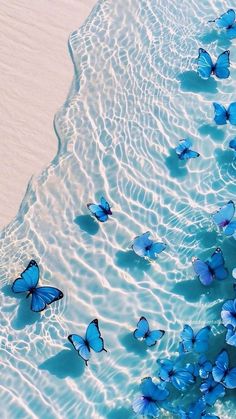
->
<box><xmin>0</xmin><ymin>0</ymin><xmax>96</xmax><ymax>229</ymax></box>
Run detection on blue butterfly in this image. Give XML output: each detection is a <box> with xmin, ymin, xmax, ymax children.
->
<box><xmin>132</xmin><ymin>231</ymin><xmax>166</xmax><ymax>260</ymax></box>
<box><xmin>180</xmin><ymin>324</ymin><xmax>211</xmax><ymax>353</ymax></box>
<box><xmin>157</xmin><ymin>359</ymin><xmax>195</xmax><ymax>391</ymax></box>
<box><xmin>12</xmin><ymin>260</ymin><xmax>63</xmax><ymax>312</ymax></box>
<box><xmin>192</xmin><ymin>248</ymin><xmax>228</xmax><ymax>286</ymax></box>
<box><xmin>133</xmin><ymin>317</ymin><xmax>165</xmax><ymax>347</ymax></box>
<box><xmin>209</xmin><ymin>9</ymin><xmax>236</xmax><ymax>39</ymax></box>
<box><xmin>68</xmin><ymin>319</ymin><xmax>107</xmax><ymax>365</ymax></box>
<box><xmin>213</xmin><ymin>102</ymin><xmax>236</xmax><ymax>125</ymax></box>
<box><xmin>200</xmin><ymin>376</ymin><xmax>225</xmax><ymax>406</ymax></box>
<box><xmin>175</xmin><ymin>139</ymin><xmax>200</xmax><ymax>160</ymax></box>
<box><xmin>225</xmin><ymin>325</ymin><xmax>236</xmax><ymax>347</ymax></box>
<box><xmin>132</xmin><ymin>377</ymin><xmax>169</xmax><ymax>417</ymax></box>
<box><xmin>212</xmin><ymin>200</ymin><xmax>236</xmax><ymax>236</ymax></box>
<box><xmin>197</xmin><ymin>48</ymin><xmax>230</xmax><ymax>80</ymax></box>
<box><xmin>194</xmin><ymin>355</ymin><xmax>212</xmax><ymax>379</ymax></box>
<box><xmin>229</xmin><ymin>138</ymin><xmax>236</xmax><ymax>151</ymax></box>
<box><xmin>178</xmin><ymin>398</ymin><xmax>220</xmax><ymax>419</ymax></box>
<box><xmin>212</xmin><ymin>350</ymin><xmax>236</xmax><ymax>389</ymax></box>
<box><xmin>87</xmin><ymin>197</ymin><xmax>112</xmax><ymax>222</ymax></box>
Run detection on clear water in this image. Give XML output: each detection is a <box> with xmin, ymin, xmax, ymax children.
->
<box><xmin>1</xmin><ymin>0</ymin><xmax>236</xmax><ymax>417</ymax></box>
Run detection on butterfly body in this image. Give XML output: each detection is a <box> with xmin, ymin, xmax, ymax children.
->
<box><xmin>12</xmin><ymin>260</ymin><xmax>63</xmax><ymax>312</ymax></box>
<box><xmin>133</xmin><ymin>316</ymin><xmax>165</xmax><ymax>347</ymax></box>
<box><xmin>87</xmin><ymin>197</ymin><xmax>112</xmax><ymax>222</ymax></box>
<box><xmin>197</xmin><ymin>48</ymin><xmax>230</xmax><ymax>80</ymax></box>
<box><xmin>68</xmin><ymin>319</ymin><xmax>106</xmax><ymax>365</ymax></box>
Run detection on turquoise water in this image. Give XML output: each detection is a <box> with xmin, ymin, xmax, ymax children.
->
<box><xmin>1</xmin><ymin>0</ymin><xmax>236</xmax><ymax>417</ymax></box>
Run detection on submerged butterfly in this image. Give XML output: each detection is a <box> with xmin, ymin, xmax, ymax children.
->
<box><xmin>200</xmin><ymin>376</ymin><xmax>225</xmax><ymax>406</ymax></box>
<box><xmin>132</xmin><ymin>232</ymin><xmax>166</xmax><ymax>260</ymax></box>
<box><xmin>192</xmin><ymin>248</ymin><xmax>228</xmax><ymax>286</ymax></box>
<box><xmin>194</xmin><ymin>355</ymin><xmax>212</xmax><ymax>379</ymax></box>
<box><xmin>212</xmin><ymin>200</ymin><xmax>236</xmax><ymax>236</ymax></box>
<box><xmin>133</xmin><ymin>317</ymin><xmax>165</xmax><ymax>347</ymax></box>
<box><xmin>178</xmin><ymin>398</ymin><xmax>220</xmax><ymax>419</ymax></box>
<box><xmin>175</xmin><ymin>139</ymin><xmax>200</xmax><ymax>160</ymax></box>
<box><xmin>87</xmin><ymin>197</ymin><xmax>112</xmax><ymax>222</ymax></box>
<box><xmin>157</xmin><ymin>359</ymin><xmax>195</xmax><ymax>391</ymax></box>
<box><xmin>213</xmin><ymin>102</ymin><xmax>236</xmax><ymax>125</ymax></box>
<box><xmin>68</xmin><ymin>319</ymin><xmax>107</xmax><ymax>365</ymax></box>
<box><xmin>132</xmin><ymin>377</ymin><xmax>169</xmax><ymax>417</ymax></box>
<box><xmin>197</xmin><ymin>48</ymin><xmax>230</xmax><ymax>80</ymax></box>
<box><xmin>229</xmin><ymin>138</ymin><xmax>236</xmax><ymax>151</ymax></box>
<box><xmin>209</xmin><ymin>9</ymin><xmax>236</xmax><ymax>39</ymax></box>
<box><xmin>212</xmin><ymin>349</ymin><xmax>236</xmax><ymax>389</ymax></box>
<box><xmin>12</xmin><ymin>260</ymin><xmax>63</xmax><ymax>312</ymax></box>
<box><xmin>179</xmin><ymin>324</ymin><xmax>211</xmax><ymax>353</ymax></box>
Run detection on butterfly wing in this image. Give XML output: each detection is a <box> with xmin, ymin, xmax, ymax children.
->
<box><xmin>87</xmin><ymin>204</ymin><xmax>108</xmax><ymax>222</ymax></box>
<box><xmin>226</xmin><ymin>24</ymin><xmax>236</xmax><ymax>39</ymax></box>
<box><xmin>228</xmin><ymin>102</ymin><xmax>236</xmax><ymax>125</ymax></box>
<box><xmin>157</xmin><ymin>359</ymin><xmax>174</xmax><ymax>381</ymax></box>
<box><xmin>212</xmin><ymin>200</ymin><xmax>235</xmax><ymax>228</ymax></box>
<box><xmin>229</xmin><ymin>138</ymin><xmax>236</xmax><ymax>151</ymax></box>
<box><xmin>221</xmin><ymin>299</ymin><xmax>236</xmax><ymax>328</ymax></box>
<box><xmin>146</xmin><ymin>242</ymin><xmax>166</xmax><ymax>259</ymax></box>
<box><xmin>146</xmin><ymin>329</ymin><xmax>165</xmax><ymax>347</ymax></box>
<box><xmin>180</xmin><ymin>324</ymin><xmax>194</xmax><ymax>352</ymax></box>
<box><xmin>140</xmin><ymin>377</ymin><xmax>169</xmax><ymax>401</ymax></box>
<box><xmin>12</xmin><ymin>260</ymin><xmax>39</xmax><ymax>293</ymax></box>
<box><xmin>85</xmin><ymin>319</ymin><xmax>106</xmax><ymax>353</ymax></box>
<box><xmin>172</xmin><ymin>369</ymin><xmax>195</xmax><ymax>391</ymax></box>
<box><xmin>31</xmin><ymin>286</ymin><xmax>63</xmax><ymax>312</ymax></box>
<box><xmin>100</xmin><ymin>197</ymin><xmax>112</xmax><ymax>214</ymax></box>
<box><xmin>175</xmin><ymin>139</ymin><xmax>192</xmax><ymax>158</ymax></box>
<box><xmin>180</xmin><ymin>150</ymin><xmax>200</xmax><ymax>160</ymax></box>
<box><xmin>214</xmin><ymin>9</ymin><xmax>235</xmax><ymax>28</ymax></box>
<box><xmin>68</xmin><ymin>334</ymin><xmax>90</xmax><ymax>364</ymax></box>
<box><xmin>224</xmin><ymin>367</ymin><xmax>236</xmax><ymax>389</ymax></box>
<box><xmin>226</xmin><ymin>326</ymin><xmax>236</xmax><ymax>346</ymax></box>
<box><xmin>132</xmin><ymin>397</ymin><xmax>159</xmax><ymax>417</ymax></box>
<box><xmin>202</xmin><ymin>382</ymin><xmax>226</xmax><ymax>406</ymax></box>
<box><xmin>212</xmin><ymin>349</ymin><xmax>229</xmax><ymax>382</ymax></box>
<box><xmin>197</xmin><ymin>48</ymin><xmax>214</xmax><ymax>79</ymax></box>
<box><xmin>192</xmin><ymin>258</ymin><xmax>213</xmax><ymax>286</ymax></box>
<box><xmin>208</xmin><ymin>248</ymin><xmax>228</xmax><ymax>281</ymax></box>
<box><xmin>133</xmin><ymin>316</ymin><xmax>149</xmax><ymax>339</ymax></box>
<box><xmin>224</xmin><ymin>221</ymin><xmax>236</xmax><ymax>236</ymax></box>
<box><xmin>213</xmin><ymin>103</ymin><xmax>227</xmax><ymax>125</ymax></box>
<box><xmin>132</xmin><ymin>232</ymin><xmax>153</xmax><ymax>257</ymax></box>
<box><xmin>195</xmin><ymin>326</ymin><xmax>211</xmax><ymax>353</ymax></box>
<box><xmin>214</xmin><ymin>51</ymin><xmax>230</xmax><ymax>79</ymax></box>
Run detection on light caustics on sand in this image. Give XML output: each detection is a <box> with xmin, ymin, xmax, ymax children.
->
<box><xmin>0</xmin><ymin>0</ymin><xmax>236</xmax><ymax>418</ymax></box>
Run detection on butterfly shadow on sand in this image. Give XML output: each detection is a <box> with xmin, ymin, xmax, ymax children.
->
<box><xmin>2</xmin><ymin>284</ymin><xmax>41</xmax><ymax>329</ymax></box>
<box><xmin>115</xmin><ymin>250</ymin><xmax>151</xmax><ymax>279</ymax></box>
<box><xmin>38</xmin><ymin>343</ymin><xmax>85</xmax><ymax>379</ymax></box>
<box><xmin>178</xmin><ymin>71</ymin><xmax>217</xmax><ymax>93</ymax></box>
<box><xmin>74</xmin><ymin>215</ymin><xmax>99</xmax><ymax>235</ymax></box>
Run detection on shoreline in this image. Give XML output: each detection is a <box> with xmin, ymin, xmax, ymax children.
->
<box><xmin>0</xmin><ymin>0</ymin><xmax>96</xmax><ymax>229</ymax></box>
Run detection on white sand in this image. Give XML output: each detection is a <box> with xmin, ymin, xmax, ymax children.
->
<box><xmin>0</xmin><ymin>0</ymin><xmax>96</xmax><ymax>229</ymax></box>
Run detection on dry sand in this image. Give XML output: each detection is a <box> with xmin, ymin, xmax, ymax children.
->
<box><xmin>0</xmin><ymin>0</ymin><xmax>96</xmax><ymax>229</ymax></box>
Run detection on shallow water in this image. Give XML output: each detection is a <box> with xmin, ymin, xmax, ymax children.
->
<box><xmin>1</xmin><ymin>0</ymin><xmax>236</xmax><ymax>417</ymax></box>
